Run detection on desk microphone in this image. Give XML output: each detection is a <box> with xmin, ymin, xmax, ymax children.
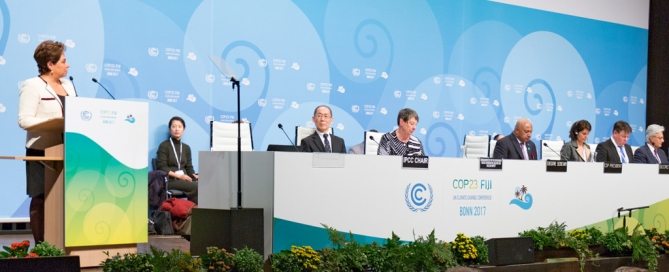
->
<box><xmin>369</xmin><ymin>135</ymin><xmax>389</xmax><ymax>155</ymax></box>
<box><xmin>91</xmin><ymin>78</ymin><xmax>116</xmax><ymax>100</ymax></box>
<box><xmin>68</xmin><ymin>76</ymin><xmax>79</xmax><ymax>97</ymax></box>
<box><xmin>277</xmin><ymin>123</ymin><xmax>299</xmax><ymax>151</ymax></box>
<box><xmin>543</xmin><ymin>142</ymin><xmax>567</xmax><ymax>160</ymax></box>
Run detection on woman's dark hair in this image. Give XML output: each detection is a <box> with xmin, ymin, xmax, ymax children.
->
<box><xmin>569</xmin><ymin>120</ymin><xmax>591</xmax><ymax>141</ymax></box>
<box><xmin>168</xmin><ymin>116</ymin><xmax>186</xmax><ymax>129</ymax></box>
<box><xmin>33</xmin><ymin>40</ymin><xmax>65</xmax><ymax>75</ymax></box>
<box><xmin>397</xmin><ymin>108</ymin><xmax>419</xmax><ymax>126</ymax></box>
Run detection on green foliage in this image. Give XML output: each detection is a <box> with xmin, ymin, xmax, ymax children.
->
<box><xmin>518</xmin><ymin>221</ymin><xmax>568</xmax><ymax>250</ymax></box>
<box><xmin>319</xmin><ymin>225</ymin><xmax>369</xmax><ymax>271</ymax></box>
<box><xmin>100</xmin><ymin>251</ymin><xmax>153</xmax><ymax>272</ymax></box>
<box><xmin>201</xmin><ymin>246</ymin><xmax>234</xmax><ymax>272</ymax></box>
<box><xmin>520</xmin><ymin>222</ymin><xmax>602</xmax><ymax>272</ymax></box>
<box><xmin>379</xmin><ymin>233</ymin><xmax>412</xmax><ymax>272</ymax></box>
<box><xmin>317</xmin><ymin>226</ymin><xmax>458</xmax><ymax>271</ymax></box>
<box><xmin>320</xmin><ymin>237</ymin><xmax>368</xmax><ymax>271</ymax></box>
<box><xmin>232</xmin><ymin>247</ymin><xmax>263</xmax><ymax>272</ymax></box>
<box><xmin>564</xmin><ymin>235</ymin><xmax>593</xmax><ymax>272</ymax></box>
<box><xmin>602</xmin><ymin>227</ymin><xmax>632</xmax><ymax>256</ymax></box>
<box><xmin>30</xmin><ymin>241</ymin><xmax>65</xmax><ymax>257</ymax></box>
<box><xmin>271</xmin><ymin>248</ymin><xmax>303</xmax><ymax>272</ymax></box>
<box><xmin>630</xmin><ymin>225</ymin><xmax>659</xmax><ymax>272</ymax></box>
<box><xmin>470</xmin><ymin>236</ymin><xmax>489</xmax><ymax>265</ymax></box>
<box><xmin>569</xmin><ymin>227</ymin><xmax>604</xmax><ymax>246</ymax></box>
<box><xmin>359</xmin><ymin>242</ymin><xmax>385</xmax><ymax>271</ymax></box>
<box><xmin>148</xmin><ymin>247</ymin><xmax>200</xmax><ymax>272</ymax></box>
<box><xmin>405</xmin><ymin>231</ymin><xmax>456</xmax><ymax>271</ymax></box>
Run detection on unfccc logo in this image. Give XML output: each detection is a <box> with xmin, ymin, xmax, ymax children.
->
<box><xmin>405</xmin><ymin>182</ymin><xmax>433</xmax><ymax>212</ymax></box>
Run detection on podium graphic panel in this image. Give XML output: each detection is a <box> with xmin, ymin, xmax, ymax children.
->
<box><xmin>64</xmin><ymin>97</ymin><xmax>148</xmax><ymax>247</ymax></box>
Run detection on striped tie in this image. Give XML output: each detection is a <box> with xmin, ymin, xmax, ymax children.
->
<box><xmin>323</xmin><ymin>134</ymin><xmax>331</xmax><ymax>153</ymax></box>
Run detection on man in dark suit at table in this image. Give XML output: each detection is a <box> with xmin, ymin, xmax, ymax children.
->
<box><xmin>493</xmin><ymin>118</ymin><xmax>537</xmax><ymax>160</ymax></box>
<box><xmin>595</xmin><ymin>120</ymin><xmax>634</xmax><ymax>163</ymax></box>
<box><xmin>300</xmin><ymin>105</ymin><xmax>346</xmax><ymax>153</ymax></box>
<box><xmin>632</xmin><ymin>124</ymin><xmax>668</xmax><ymax>164</ymax></box>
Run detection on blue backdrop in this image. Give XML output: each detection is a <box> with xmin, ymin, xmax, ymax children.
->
<box><xmin>0</xmin><ymin>0</ymin><xmax>648</xmax><ymax>219</ymax></box>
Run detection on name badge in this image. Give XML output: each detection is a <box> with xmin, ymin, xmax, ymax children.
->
<box><xmin>603</xmin><ymin>162</ymin><xmax>623</xmax><ymax>174</ymax></box>
<box><xmin>660</xmin><ymin>164</ymin><xmax>669</xmax><ymax>175</ymax></box>
<box><xmin>402</xmin><ymin>155</ymin><xmax>429</xmax><ymax>168</ymax></box>
<box><xmin>479</xmin><ymin>158</ymin><xmax>503</xmax><ymax>170</ymax></box>
<box><xmin>546</xmin><ymin>160</ymin><xmax>567</xmax><ymax>172</ymax></box>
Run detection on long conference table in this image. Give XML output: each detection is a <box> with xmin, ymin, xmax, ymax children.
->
<box><xmin>198</xmin><ymin>151</ymin><xmax>669</xmax><ymax>256</ymax></box>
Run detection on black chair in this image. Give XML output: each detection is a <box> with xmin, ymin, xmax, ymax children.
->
<box><xmin>151</xmin><ymin>158</ymin><xmax>187</xmax><ymax>199</ymax></box>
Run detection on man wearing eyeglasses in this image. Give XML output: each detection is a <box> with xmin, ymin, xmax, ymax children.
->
<box><xmin>300</xmin><ymin>105</ymin><xmax>346</xmax><ymax>153</ymax></box>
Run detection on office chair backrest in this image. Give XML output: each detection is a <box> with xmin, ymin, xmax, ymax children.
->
<box><xmin>210</xmin><ymin>121</ymin><xmax>253</xmax><ymax>151</ymax></box>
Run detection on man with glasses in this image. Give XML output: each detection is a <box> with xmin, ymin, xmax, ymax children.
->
<box><xmin>596</xmin><ymin>120</ymin><xmax>634</xmax><ymax>163</ymax></box>
<box><xmin>300</xmin><ymin>105</ymin><xmax>346</xmax><ymax>153</ymax></box>
<box><xmin>632</xmin><ymin>124</ymin><xmax>668</xmax><ymax>164</ymax></box>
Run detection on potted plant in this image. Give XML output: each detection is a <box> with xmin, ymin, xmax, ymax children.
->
<box><xmin>519</xmin><ymin>221</ymin><xmax>573</xmax><ymax>260</ymax></box>
<box><xmin>630</xmin><ymin>225</ymin><xmax>659</xmax><ymax>272</ymax></box>
<box><xmin>0</xmin><ymin>241</ymin><xmax>78</xmax><ymax>272</ymax></box>
<box><xmin>271</xmin><ymin>245</ymin><xmax>321</xmax><ymax>272</ymax></box>
<box><xmin>232</xmin><ymin>247</ymin><xmax>263</xmax><ymax>272</ymax></box>
<box><xmin>201</xmin><ymin>246</ymin><xmax>234</xmax><ymax>271</ymax></box>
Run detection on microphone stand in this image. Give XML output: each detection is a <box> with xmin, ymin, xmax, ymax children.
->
<box><xmin>617</xmin><ymin>205</ymin><xmax>649</xmax><ymax>229</ymax></box>
<box><xmin>230</xmin><ymin>77</ymin><xmax>242</xmax><ymax>209</ymax></box>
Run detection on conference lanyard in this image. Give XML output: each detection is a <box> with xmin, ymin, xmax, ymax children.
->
<box><xmin>169</xmin><ymin>138</ymin><xmax>182</xmax><ymax>170</ymax></box>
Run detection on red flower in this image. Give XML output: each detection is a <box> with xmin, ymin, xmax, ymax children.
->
<box><xmin>26</xmin><ymin>252</ymin><xmax>39</xmax><ymax>258</ymax></box>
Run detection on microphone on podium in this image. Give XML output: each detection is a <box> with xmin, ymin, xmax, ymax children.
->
<box><xmin>92</xmin><ymin>78</ymin><xmax>116</xmax><ymax>100</ymax></box>
<box><xmin>277</xmin><ymin>123</ymin><xmax>299</xmax><ymax>151</ymax></box>
<box><xmin>369</xmin><ymin>135</ymin><xmax>389</xmax><ymax>155</ymax></box>
<box><xmin>69</xmin><ymin>76</ymin><xmax>79</xmax><ymax>97</ymax></box>
<box><xmin>543</xmin><ymin>142</ymin><xmax>567</xmax><ymax>160</ymax></box>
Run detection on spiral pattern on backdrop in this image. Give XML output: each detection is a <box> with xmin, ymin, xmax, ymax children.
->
<box><xmin>218</xmin><ymin>40</ymin><xmax>270</xmax><ymax>109</ymax></box>
<box><xmin>473</xmin><ymin>67</ymin><xmax>508</xmax><ymax>131</ymax></box>
<box><xmin>472</xmin><ymin>67</ymin><xmax>500</xmax><ymax>98</ymax></box>
<box><xmin>76</xmin><ymin>188</ymin><xmax>95</xmax><ymax>212</ymax></box>
<box><xmin>354</xmin><ymin>18</ymin><xmax>394</xmax><ymax>71</ymax></box>
<box><xmin>524</xmin><ymin>78</ymin><xmax>557</xmax><ymax>137</ymax></box>
<box><xmin>425</xmin><ymin>122</ymin><xmax>460</xmax><ymax>157</ymax></box>
<box><xmin>652</xmin><ymin>214</ymin><xmax>667</xmax><ymax>232</ymax></box>
<box><xmin>106</xmin><ymin>171</ymin><xmax>135</xmax><ymax>199</ymax></box>
<box><xmin>0</xmin><ymin>1</ymin><xmax>9</xmax><ymax>55</ymax></box>
<box><xmin>93</xmin><ymin>220</ymin><xmax>111</xmax><ymax>241</ymax></box>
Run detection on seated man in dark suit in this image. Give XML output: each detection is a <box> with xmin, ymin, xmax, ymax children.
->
<box><xmin>493</xmin><ymin>118</ymin><xmax>537</xmax><ymax>160</ymax></box>
<box><xmin>300</xmin><ymin>105</ymin><xmax>346</xmax><ymax>153</ymax></box>
<box><xmin>632</xmin><ymin>124</ymin><xmax>668</xmax><ymax>164</ymax></box>
<box><xmin>595</xmin><ymin>120</ymin><xmax>633</xmax><ymax>163</ymax></box>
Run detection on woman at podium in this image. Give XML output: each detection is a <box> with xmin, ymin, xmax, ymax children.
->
<box><xmin>377</xmin><ymin>108</ymin><xmax>424</xmax><ymax>156</ymax></box>
<box><xmin>156</xmin><ymin>116</ymin><xmax>199</xmax><ymax>203</ymax></box>
<box><xmin>18</xmin><ymin>40</ymin><xmax>76</xmax><ymax>243</ymax></box>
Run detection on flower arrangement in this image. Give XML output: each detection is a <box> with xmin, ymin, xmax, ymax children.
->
<box><xmin>0</xmin><ymin>240</ymin><xmax>64</xmax><ymax>259</ymax></box>
<box><xmin>0</xmin><ymin>240</ymin><xmax>33</xmax><ymax>258</ymax></box>
<box><xmin>451</xmin><ymin>233</ymin><xmax>478</xmax><ymax>264</ymax></box>
<box><xmin>200</xmin><ymin>246</ymin><xmax>233</xmax><ymax>272</ymax></box>
<box><xmin>290</xmin><ymin>245</ymin><xmax>321</xmax><ymax>271</ymax></box>
<box><xmin>272</xmin><ymin>245</ymin><xmax>323</xmax><ymax>272</ymax></box>
<box><xmin>647</xmin><ymin>228</ymin><xmax>669</xmax><ymax>254</ymax></box>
